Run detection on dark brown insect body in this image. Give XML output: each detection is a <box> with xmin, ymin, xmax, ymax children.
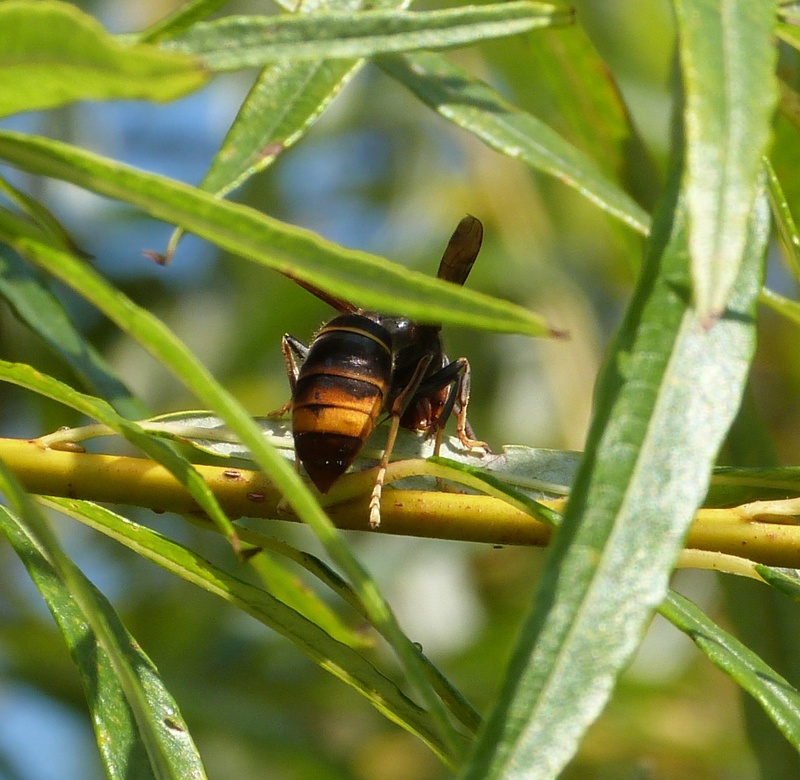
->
<box><xmin>277</xmin><ymin>216</ymin><xmax>486</xmax><ymax>528</ymax></box>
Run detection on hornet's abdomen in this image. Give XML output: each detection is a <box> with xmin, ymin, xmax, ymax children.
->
<box><xmin>292</xmin><ymin>314</ymin><xmax>393</xmax><ymax>493</ymax></box>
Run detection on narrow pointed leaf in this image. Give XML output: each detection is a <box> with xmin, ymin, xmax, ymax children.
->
<box><xmin>0</xmin><ymin>247</ymin><xmax>145</xmax><ymax>418</ymax></box>
<box><xmin>0</xmin><ymin>209</ymin><xmax>465</xmax><ymax>760</ymax></box>
<box><xmin>660</xmin><ymin>588</ymin><xmax>800</xmax><ymax>753</ymax></box>
<box><xmin>380</xmin><ymin>52</ymin><xmax>651</xmax><ymax>236</ymax></box>
<box><xmin>0</xmin><ymin>174</ymin><xmax>89</xmax><ymax>257</ymax></box>
<box><xmin>199</xmin><ymin>61</ymin><xmax>359</xmax><ymax>198</ymax></box>
<box><xmin>0</xmin><ymin>0</ymin><xmax>206</xmax><ymax>118</ymax></box>
<box><xmin>0</xmin><ymin>357</ymin><xmax>238</xmax><ymax>545</ymax></box>
<box><xmin>162</xmin><ymin>59</ymin><xmax>362</xmax><ymax>259</ymax></box>
<box><xmin>462</xmin><ymin>168</ymin><xmax>767</xmax><ymax>779</ymax></box>
<box><xmin>0</xmin><ymin>130</ymin><xmax>547</xmax><ymax>336</ymax></box>
<box><xmin>481</xmin><ymin>22</ymin><xmax>656</xmax><ymax>266</ymax></box>
<box><xmin>764</xmin><ymin>156</ymin><xmax>800</xmax><ymax>282</ymax></box>
<box><xmin>760</xmin><ymin>286</ymin><xmax>800</xmax><ymax>328</ymax></box>
<box><xmin>163</xmin><ymin>0</ymin><xmax>412</xmax><ymax>258</ymax></box>
<box><xmin>164</xmin><ymin>3</ymin><xmax>573</xmax><ymax>69</ymax></box>
<box><xmin>777</xmin><ymin>21</ymin><xmax>800</xmax><ymax>52</ymax></box>
<box><xmin>0</xmin><ymin>467</ymin><xmax>206</xmax><ymax>780</ymax></box>
<box><xmin>41</xmin><ymin>496</ymin><xmax>461</xmax><ymax>765</ymax></box>
<box><xmin>138</xmin><ymin>0</ymin><xmax>235</xmax><ymax>43</ymax></box>
<box><xmin>673</xmin><ymin>0</ymin><xmax>778</xmax><ymax>318</ymax></box>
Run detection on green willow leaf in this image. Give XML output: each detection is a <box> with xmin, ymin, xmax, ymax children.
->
<box><xmin>760</xmin><ymin>286</ymin><xmax>800</xmax><ymax>329</ymax></box>
<box><xmin>0</xmin><ymin>247</ymin><xmax>145</xmax><ymax>418</ymax></box>
<box><xmin>0</xmin><ymin>211</ymin><xmax>465</xmax><ymax>762</ymax></box>
<box><xmin>673</xmin><ymin>0</ymin><xmax>778</xmax><ymax>319</ymax></box>
<box><xmin>755</xmin><ymin>566</ymin><xmax>800</xmax><ymax>602</ymax></box>
<box><xmin>0</xmin><ymin>130</ymin><xmax>548</xmax><ymax>336</ymax></box>
<box><xmin>777</xmin><ymin>20</ymin><xmax>800</xmax><ymax>52</ymax></box>
<box><xmin>764</xmin><ymin>156</ymin><xmax>800</xmax><ymax>283</ymax></box>
<box><xmin>137</xmin><ymin>0</ymin><xmax>235</xmax><ymax>43</ymax></box>
<box><xmin>162</xmin><ymin>59</ymin><xmax>362</xmax><ymax>261</ymax></box>
<box><xmin>0</xmin><ymin>356</ymin><xmax>238</xmax><ymax>545</ymax></box>
<box><xmin>199</xmin><ymin>61</ymin><xmax>358</xmax><ymax>198</ymax></box>
<box><xmin>660</xmin><ymin>588</ymin><xmax>800</xmax><ymax>755</ymax></box>
<box><xmin>484</xmin><ymin>22</ymin><xmax>656</xmax><ymax>198</ymax></box>
<box><xmin>0</xmin><ymin>468</ymin><xmax>206</xmax><ymax>780</ymax></box>
<box><xmin>0</xmin><ymin>174</ymin><xmax>89</xmax><ymax>257</ymax></box>
<box><xmin>721</xmin><ymin>398</ymin><xmax>800</xmax><ymax>780</ymax></box>
<box><xmin>481</xmin><ymin>22</ymin><xmax>655</xmax><ymax>268</ymax></box>
<box><xmin>708</xmin><ymin>464</ymin><xmax>800</xmax><ymax>505</ymax></box>
<box><xmin>161</xmin><ymin>0</ymin><xmax>411</xmax><ymax>260</ymax></box>
<box><xmin>0</xmin><ymin>0</ymin><xmax>206</xmax><ymax>118</ymax></box>
<box><xmin>379</xmin><ymin>51</ymin><xmax>651</xmax><ymax>236</ymax></box>
<box><xmin>42</xmin><ymin>496</ymin><xmax>462</xmax><ymax>766</ymax></box>
<box><xmin>462</xmin><ymin>166</ymin><xmax>767</xmax><ymax>779</ymax></box>
<box><xmin>164</xmin><ymin>3</ymin><xmax>573</xmax><ymax>69</ymax></box>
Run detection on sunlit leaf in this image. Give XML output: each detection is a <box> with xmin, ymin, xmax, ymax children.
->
<box><xmin>0</xmin><ymin>357</ymin><xmax>238</xmax><ymax>545</ymax></box>
<box><xmin>0</xmin><ymin>131</ymin><xmax>549</xmax><ymax>336</ymax></box>
<box><xmin>0</xmin><ymin>247</ymin><xmax>145</xmax><ymax>418</ymax></box>
<box><xmin>673</xmin><ymin>0</ymin><xmax>777</xmax><ymax>319</ymax></box>
<box><xmin>0</xmin><ymin>0</ymin><xmax>205</xmax><ymax>118</ymax></box>
<box><xmin>380</xmin><ymin>52</ymin><xmax>651</xmax><ymax>236</ymax></box>
<box><xmin>0</xmin><ymin>205</ymin><xmax>465</xmax><ymax>762</ymax></box>
<box><xmin>164</xmin><ymin>3</ymin><xmax>573</xmax><ymax>68</ymax></box>
<box><xmin>661</xmin><ymin>588</ymin><xmax>800</xmax><ymax>755</ymax></box>
<box><xmin>42</xmin><ymin>496</ymin><xmax>462</xmax><ymax>765</ymax></box>
<box><xmin>462</xmin><ymin>166</ymin><xmax>767</xmax><ymax>778</ymax></box>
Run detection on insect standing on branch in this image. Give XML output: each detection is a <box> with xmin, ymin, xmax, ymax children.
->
<box><xmin>275</xmin><ymin>216</ymin><xmax>488</xmax><ymax>529</ymax></box>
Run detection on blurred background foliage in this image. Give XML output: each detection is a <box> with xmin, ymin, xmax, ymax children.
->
<box><xmin>0</xmin><ymin>0</ymin><xmax>794</xmax><ymax>778</ymax></box>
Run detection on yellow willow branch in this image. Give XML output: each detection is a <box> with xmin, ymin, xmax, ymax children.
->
<box><xmin>2</xmin><ymin>436</ymin><xmax>800</xmax><ymax>566</ymax></box>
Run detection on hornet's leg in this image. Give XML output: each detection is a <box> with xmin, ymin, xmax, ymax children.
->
<box><xmin>369</xmin><ymin>355</ymin><xmax>433</xmax><ymax>529</ymax></box>
<box><xmin>268</xmin><ymin>334</ymin><xmax>308</xmax><ymax>418</ymax></box>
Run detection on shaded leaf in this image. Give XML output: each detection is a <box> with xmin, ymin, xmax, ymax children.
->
<box><xmin>0</xmin><ymin>357</ymin><xmax>238</xmax><ymax>545</ymax></box>
<box><xmin>162</xmin><ymin>59</ymin><xmax>362</xmax><ymax>260</ymax></box>
<box><xmin>0</xmin><ymin>174</ymin><xmax>89</xmax><ymax>257</ymax></box>
<box><xmin>0</xmin><ymin>246</ymin><xmax>145</xmax><ymax>418</ymax></box>
<box><xmin>42</xmin><ymin>496</ymin><xmax>462</xmax><ymax>766</ymax></box>
<box><xmin>764</xmin><ymin>156</ymin><xmax>800</xmax><ymax>282</ymax></box>
<box><xmin>0</xmin><ymin>206</ymin><xmax>466</xmax><ymax>761</ymax></box>
<box><xmin>137</xmin><ymin>0</ymin><xmax>236</xmax><ymax>43</ymax></box>
<box><xmin>0</xmin><ymin>467</ymin><xmax>206</xmax><ymax>780</ymax></box>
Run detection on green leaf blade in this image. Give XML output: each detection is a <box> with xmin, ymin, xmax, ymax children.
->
<box><xmin>0</xmin><ymin>0</ymin><xmax>206</xmax><ymax>118</ymax></box>
<box><xmin>0</xmin><ymin>206</ymin><xmax>466</xmax><ymax>761</ymax></box>
<box><xmin>462</xmin><ymin>169</ymin><xmax>767</xmax><ymax>778</ymax></box>
<box><xmin>0</xmin><ymin>130</ymin><xmax>548</xmax><ymax>336</ymax></box>
<box><xmin>380</xmin><ymin>51</ymin><xmax>651</xmax><ymax>236</ymax></box>
<box><xmin>662</xmin><ymin>587</ymin><xmax>800</xmax><ymax>753</ymax></box>
<box><xmin>0</xmin><ymin>468</ymin><xmax>207</xmax><ymax>780</ymax></box>
<box><xmin>674</xmin><ymin>0</ymin><xmax>778</xmax><ymax>319</ymax></box>
<box><xmin>43</xmin><ymin>497</ymin><xmax>460</xmax><ymax>765</ymax></box>
<box><xmin>164</xmin><ymin>3</ymin><xmax>573</xmax><ymax>69</ymax></box>
<box><xmin>0</xmin><ymin>246</ymin><xmax>146</xmax><ymax>418</ymax></box>
<box><xmin>199</xmin><ymin>60</ymin><xmax>359</xmax><ymax>197</ymax></box>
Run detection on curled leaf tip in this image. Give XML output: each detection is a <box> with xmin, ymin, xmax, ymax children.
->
<box><xmin>240</xmin><ymin>545</ymin><xmax>263</xmax><ymax>562</ymax></box>
<box><xmin>229</xmin><ymin>531</ymin><xmax>245</xmax><ymax>559</ymax></box>
<box><xmin>142</xmin><ymin>249</ymin><xmax>171</xmax><ymax>266</ymax></box>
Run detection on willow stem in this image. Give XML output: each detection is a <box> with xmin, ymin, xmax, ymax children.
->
<box><xmin>3</xmin><ymin>436</ymin><xmax>800</xmax><ymax>568</ymax></box>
